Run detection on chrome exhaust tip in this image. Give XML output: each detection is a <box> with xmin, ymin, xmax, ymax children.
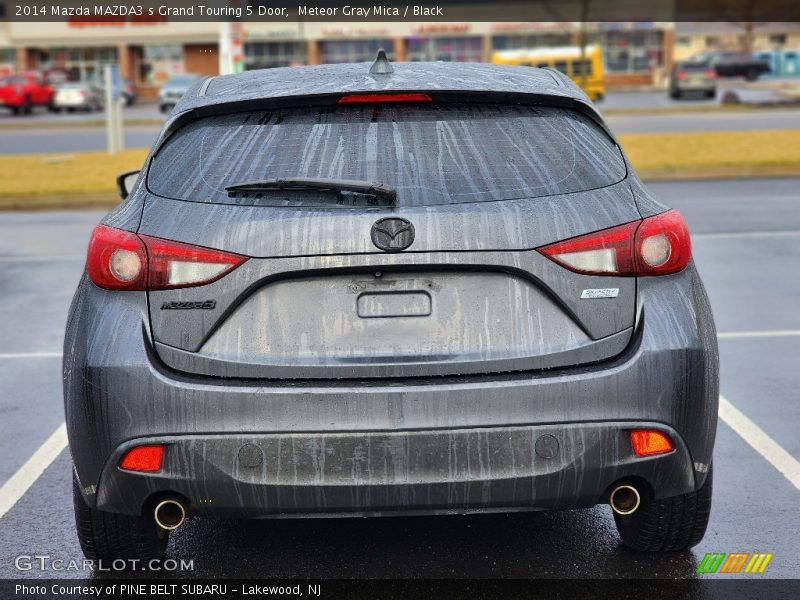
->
<box><xmin>154</xmin><ymin>498</ymin><xmax>186</xmax><ymax>531</ymax></box>
<box><xmin>609</xmin><ymin>484</ymin><xmax>641</xmax><ymax>516</ymax></box>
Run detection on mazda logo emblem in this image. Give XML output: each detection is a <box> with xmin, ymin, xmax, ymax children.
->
<box><xmin>371</xmin><ymin>217</ymin><xmax>415</xmax><ymax>252</ymax></box>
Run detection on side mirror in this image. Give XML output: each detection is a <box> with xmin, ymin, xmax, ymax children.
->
<box><xmin>116</xmin><ymin>170</ymin><xmax>141</xmax><ymax>200</ymax></box>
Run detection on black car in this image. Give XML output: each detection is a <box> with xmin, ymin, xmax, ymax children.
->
<box><xmin>692</xmin><ymin>51</ymin><xmax>771</xmax><ymax>81</ymax></box>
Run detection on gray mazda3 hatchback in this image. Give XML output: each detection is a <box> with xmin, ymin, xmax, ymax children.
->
<box><xmin>64</xmin><ymin>58</ymin><xmax>718</xmax><ymax>560</ymax></box>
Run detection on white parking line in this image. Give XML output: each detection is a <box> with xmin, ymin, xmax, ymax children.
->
<box><xmin>0</xmin><ymin>255</ymin><xmax>84</xmax><ymax>263</ymax></box>
<box><xmin>718</xmin><ymin>330</ymin><xmax>800</xmax><ymax>339</ymax></box>
<box><xmin>0</xmin><ymin>422</ymin><xmax>68</xmax><ymax>520</ymax></box>
<box><xmin>0</xmin><ymin>352</ymin><xmax>63</xmax><ymax>359</ymax></box>
<box><xmin>719</xmin><ymin>395</ymin><xmax>800</xmax><ymax>491</ymax></box>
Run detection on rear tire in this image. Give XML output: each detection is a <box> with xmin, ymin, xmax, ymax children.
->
<box><xmin>73</xmin><ymin>473</ymin><xmax>168</xmax><ymax>561</ymax></box>
<box><xmin>614</xmin><ymin>464</ymin><xmax>713</xmax><ymax>552</ymax></box>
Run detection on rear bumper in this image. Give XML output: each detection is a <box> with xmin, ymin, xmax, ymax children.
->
<box><xmin>64</xmin><ymin>264</ymin><xmax>718</xmax><ymax>517</ymax></box>
<box><xmin>99</xmin><ymin>422</ymin><xmax>694</xmax><ymax>517</ymax></box>
<box><xmin>677</xmin><ymin>85</ymin><xmax>716</xmax><ymax>92</ymax></box>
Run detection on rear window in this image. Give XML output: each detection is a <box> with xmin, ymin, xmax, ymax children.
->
<box><xmin>678</xmin><ymin>62</ymin><xmax>710</xmax><ymax>71</ymax></box>
<box><xmin>148</xmin><ymin>104</ymin><xmax>626</xmax><ymax>207</ymax></box>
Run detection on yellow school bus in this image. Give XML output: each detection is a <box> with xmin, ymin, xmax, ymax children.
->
<box><xmin>491</xmin><ymin>45</ymin><xmax>606</xmax><ymax>101</ymax></box>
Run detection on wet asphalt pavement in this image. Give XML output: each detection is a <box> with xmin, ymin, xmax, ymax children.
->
<box><xmin>0</xmin><ymin>178</ymin><xmax>798</xmax><ymax>587</ymax></box>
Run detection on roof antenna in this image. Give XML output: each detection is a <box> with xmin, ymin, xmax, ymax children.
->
<box><xmin>369</xmin><ymin>49</ymin><xmax>394</xmax><ymax>75</ymax></box>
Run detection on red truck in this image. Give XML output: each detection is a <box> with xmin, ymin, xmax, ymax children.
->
<box><xmin>0</xmin><ymin>72</ymin><xmax>56</xmax><ymax>115</ymax></box>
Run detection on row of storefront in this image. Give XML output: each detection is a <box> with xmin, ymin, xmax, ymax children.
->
<box><xmin>2</xmin><ymin>21</ymin><xmax>800</xmax><ymax>97</ymax></box>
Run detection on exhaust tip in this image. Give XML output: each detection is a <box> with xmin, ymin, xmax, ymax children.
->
<box><xmin>154</xmin><ymin>498</ymin><xmax>186</xmax><ymax>531</ymax></box>
<box><xmin>609</xmin><ymin>484</ymin><xmax>641</xmax><ymax>516</ymax></box>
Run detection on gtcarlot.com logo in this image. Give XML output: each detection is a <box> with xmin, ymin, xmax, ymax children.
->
<box><xmin>15</xmin><ymin>555</ymin><xmax>194</xmax><ymax>572</ymax></box>
<box><xmin>697</xmin><ymin>552</ymin><xmax>773</xmax><ymax>574</ymax></box>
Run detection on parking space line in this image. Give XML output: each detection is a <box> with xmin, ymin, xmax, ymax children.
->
<box><xmin>718</xmin><ymin>330</ymin><xmax>800</xmax><ymax>339</ymax></box>
<box><xmin>0</xmin><ymin>352</ymin><xmax>62</xmax><ymax>359</ymax></box>
<box><xmin>719</xmin><ymin>395</ymin><xmax>800</xmax><ymax>491</ymax></box>
<box><xmin>0</xmin><ymin>255</ymin><xmax>84</xmax><ymax>263</ymax></box>
<box><xmin>0</xmin><ymin>422</ymin><xmax>67</xmax><ymax>520</ymax></box>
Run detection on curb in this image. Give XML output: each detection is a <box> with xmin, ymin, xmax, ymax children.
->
<box><xmin>0</xmin><ymin>192</ymin><xmax>119</xmax><ymax>211</ymax></box>
<box><xmin>0</xmin><ymin>119</ymin><xmax>165</xmax><ymax>130</ymax></box>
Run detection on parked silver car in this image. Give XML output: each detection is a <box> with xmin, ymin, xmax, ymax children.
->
<box><xmin>53</xmin><ymin>82</ymin><xmax>104</xmax><ymax>112</ymax></box>
<box><xmin>669</xmin><ymin>61</ymin><xmax>717</xmax><ymax>99</ymax></box>
<box><xmin>158</xmin><ymin>73</ymin><xmax>202</xmax><ymax>113</ymax></box>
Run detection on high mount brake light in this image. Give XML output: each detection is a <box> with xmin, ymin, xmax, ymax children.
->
<box><xmin>86</xmin><ymin>224</ymin><xmax>248</xmax><ymax>291</ymax></box>
<box><xmin>337</xmin><ymin>93</ymin><xmax>433</xmax><ymax>104</ymax></box>
<box><xmin>537</xmin><ymin>210</ymin><xmax>691</xmax><ymax>277</ymax></box>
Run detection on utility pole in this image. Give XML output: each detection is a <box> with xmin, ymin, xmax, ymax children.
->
<box><xmin>219</xmin><ymin>0</ymin><xmax>244</xmax><ymax>75</ymax></box>
<box><xmin>104</xmin><ymin>64</ymin><xmax>123</xmax><ymax>155</ymax></box>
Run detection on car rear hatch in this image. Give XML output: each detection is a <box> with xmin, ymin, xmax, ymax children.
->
<box><xmin>141</xmin><ymin>98</ymin><xmax>639</xmax><ymax>379</ymax></box>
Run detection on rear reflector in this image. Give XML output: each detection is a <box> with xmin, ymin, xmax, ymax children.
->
<box><xmin>119</xmin><ymin>445</ymin><xmax>164</xmax><ymax>472</ymax></box>
<box><xmin>86</xmin><ymin>225</ymin><xmax>248</xmax><ymax>291</ymax></box>
<box><xmin>537</xmin><ymin>209</ymin><xmax>691</xmax><ymax>277</ymax></box>
<box><xmin>337</xmin><ymin>93</ymin><xmax>433</xmax><ymax>104</ymax></box>
<box><xmin>630</xmin><ymin>430</ymin><xmax>674</xmax><ymax>457</ymax></box>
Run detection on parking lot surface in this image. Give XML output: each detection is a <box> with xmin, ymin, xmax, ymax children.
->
<box><xmin>0</xmin><ymin>178</ymin><xmax>798</xmax><ymax>582</ymax></box>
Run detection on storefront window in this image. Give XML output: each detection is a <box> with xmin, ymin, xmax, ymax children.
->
<box><xmin>244</xmin><ymin>42</ymin><xmax>307</xmax><ymax>69</ymax></box>
<box><xmin>141</xmin><ymin>45</ymin><xmax>184</xmax><ymax>85</ymax></box>
<box><xmin>37</xmin><ymin>47</ymin><xmax>118</xmax><ymax>82</ymax></box>
<box><xmin>601</xmin><ymin>30</ymin><xmax>664</xmax><ymax>73</ymax></box>
<box><xmin>492</xmin><ymin>33</ymin><xmax>573</xmax><ymax>51</ymax></box>
<box><xmin>407</xmin><ymin>36</ymin><xmax>483</xmax><ymax>62</ymax></box>
<box><xmin>321</xmin><ymin>40</ymin><xmax>394</xmax><ymax>64</ymax></box>
<box><xmin>0</xmin><ymin>48</ymin><xmax>14</xmax><ymax>77</ymax></box>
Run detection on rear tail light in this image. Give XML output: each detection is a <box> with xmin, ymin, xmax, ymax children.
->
<box><xmin>703</xmin><ymin>70</ymin><xmax>717</xmax><ymax>78</ymax></box>
<box><xmin>86</xmin><ymin>225</ymin><xmax>148</xmax><ymax>290</ymax></box>
<box><xmin>537</xmin><ymin>210</ymin><xmax>691</xmax><ymax>276</ymax></box>
<box><xmin>676</xmin><ymin>70</ymin><xmax>688</xmax><ymax>79</ymax></box>
<box><xmin>337</xmin><ymin>93</ymin><xmax>433</xmax><ymax>104</ymax></box>
<box><xmin>120</xmin><ymin>445</ymin><xmax>164</xmax><ymax>472</ymax></box>
<box><xmin>86</xmin><ymin>224</ymin><xmax>247</xmax><ymax>290</ymax></box>
<box><xmin>630</xmin><ymin>430</ymin><xmax>674</xmax><ymax>457</ymax></box>
<box><xmin>140</xmin><ymin>233</ymin><xmax>247</xmax><ymax>289</ymax></box>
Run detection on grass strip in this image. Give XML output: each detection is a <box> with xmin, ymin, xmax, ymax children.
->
<box><xmin>2</xmin><ymin>129</ymin><xmax>800</xmax><ymax>209</ymax></box>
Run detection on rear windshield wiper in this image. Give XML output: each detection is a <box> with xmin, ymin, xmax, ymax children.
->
<box><xmin>225</xmin><ymin>177</ymin><xmax>396</xmax><ymax>204</ymax></box>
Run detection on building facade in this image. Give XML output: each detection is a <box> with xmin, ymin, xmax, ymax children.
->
<box><xmin>9</xmin><ymin>20</ymin><xmax>796</xmax><ymax>95</ymax></box>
